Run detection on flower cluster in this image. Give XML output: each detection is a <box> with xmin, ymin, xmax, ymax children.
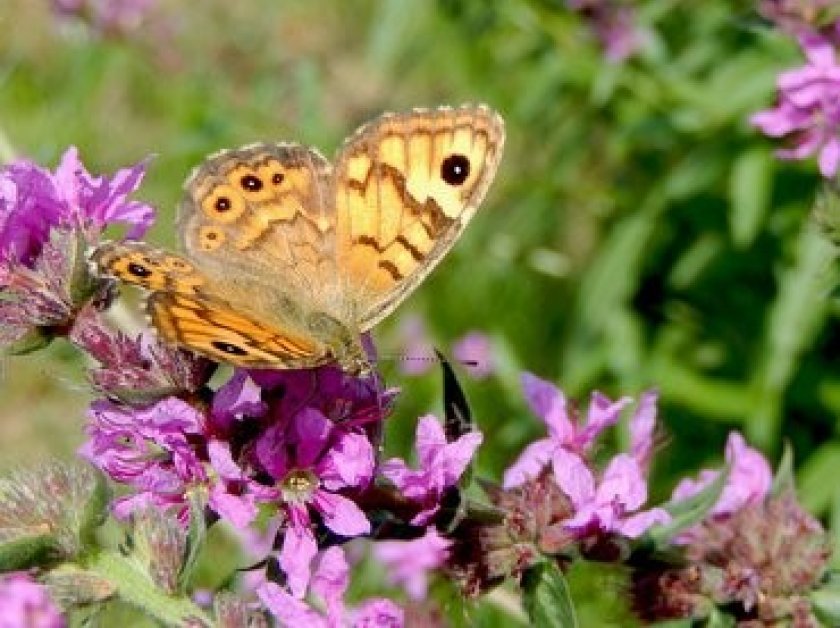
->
<box><xmin>631</xmin><ymin>433</ymin><xmax>831</xmax><ymax>626</ymax></box>
<box><xmin>51</xmin><ymin>0</ymin><xmax>157</xmax><ymax>37</ymax></box>
<box><xmin>752</xmin><ymin>31</ymin><xmax>840</xmax><ymax>178</ymax></box>
<box><xmin>2</xmin><ymin>147</ymin><xmax>838</xmax><ymax>627</ymax></box>
<box><xmin>566</xmin><ymin>0</ymin><xmax>647</xmax><ymax>63</ymax></box>
<box><xmin>0</xmin><ymin>147</ymin><xmax>153</xmax><ymax>353</ymax></box>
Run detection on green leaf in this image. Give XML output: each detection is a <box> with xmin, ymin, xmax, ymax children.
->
<box><xmin>811</xmin><ymin>572</ymin><xmax>840</xmax><ymax>626</ymax></box>
<box><xmin>79</xmin><ymin>471</ymin><xmax>111</xmax><ymax>549</ymax></box>
<box><xmin>797</xmin><ymin>442</ymin><xmax>840</xmax><ymax>514</ymax></box>
<box><xmin>178</xmin><ymin>487</ymin><xmax>208</xmax><ymax>592</ymax></box>
<box><xmin>644</xmin><ymin>465</ymin><xmax>729</xmax><ymax>546</ymax></box>
<box><xmin>728</xmin><ymin>148</ymin><xmax>772</xmax><ymax>248</ymax></box>
<box><xmin>5</xmin><ymin>327</ymin><xmax>54</xmax><ymax>355</ymax></box>
<box><xmin>0</xmin><ymin>534</ymin><xmax>61</xmax><ymax>571</ymax></box>
<box><xmin>770</xmin><ymin>441</ymin><xmax>795</xmax><ymax>498</ymax></box>
<box><xmin>521</xmin><ymin>561</ymin><xmax>578</xmax><ymax>628</ymax></box>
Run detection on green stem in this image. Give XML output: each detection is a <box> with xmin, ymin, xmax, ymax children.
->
<box><xmin>84</xmin><ymin>550</ymin><xmax>212</xmax><ymax>626</ymax></box>
<box><xmin>0</xmin><ymin>124</ymin><xmax>15</xmax><ymax>164</ymax></box>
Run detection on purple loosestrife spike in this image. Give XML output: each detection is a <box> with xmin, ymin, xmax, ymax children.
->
<box><xmin>0</xmin><ymin>463</ymin><xmax>106</xmax><ymax>563</ymax></box>
<box><xmin>446</xmin><ymin>474</ymin><xmax>574</xmax><ymax>597</ymax></box>
<box><xmin>632</xmin><ymin>433</ymin><xmax>828</xmax><ymax>624</ymax></box>
<box><xmin>0</xmin><ymin>147</ymin><xmax>153</xmax><ymax>265</ymax></box>
<box><xmin>380</xmin><ymin>415</ymin><xmax>483</xmax><ymax>526</ymax></box>
<box><xmin>69</xmin><ymin>310</ymin><xmax>214</xmax><ymax>405</ymax></box>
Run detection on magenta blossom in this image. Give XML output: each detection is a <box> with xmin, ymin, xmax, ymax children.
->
<box><xmin>373</xmin><ymin>528</ymin><xmax>452</xmax><ymax>600</ymax></box>
<box><xmin>452</xmin><ymin>331</ymin><xmax>495</xmax><ymax>379</ymax></box>
<box><xmin>80</xmin><ymin>397</ymin><xmax>207</xmax><ymax>520</ymax></box>
<box><xmin>52</xmin><ymin>0</ymin><xmax>157</xmax><ymax>35</ymax></box>
<box><xmin>0</xmin><ymin>147</ymin><xmax>154</xmax><ymax>264</ymax></box>
<box><xmin>0</xmin><ymin>573</ymin><xmax>64</xmax><ymax>628</ymax></box>
<box><xmin>752</xmin><ymin>33</ymin><xmax>840</xmax><ymax>177</ymax></box>
<box><xmin>567</xmin><ymin>1</ymin><xmax>647</xmax><ymax>63</ymax></box>
<box><xmin>252</xmin><ymin>408</ymin><xmax>374</xmax><ymax>598</ymax></box>
<box><xmin>503</xmin><ymin>373</ymin><xmax>631</xmax><ymax>489</ymax></box>
<box><xmin>258</xmin><ymin>547</ymin><xmax>403</xmax><ymax>628</ymax></box>
<box><xmin>671</xmin><ymin>432</ymin><xmax>772</xmax><ymax>519</ymax></box>
<box><xmin>381</xmin><ymin>415</ymin><xmax>483</xmax><ymax>526</ymax></box>
<box><xmin>396</xmin><ymin>315</ymin><xmax>435</xmax><ymax>376</ymax></box>
<box><xmin>563</xmin><ymin>453</ymin><xmax>670</xmax><ymax>539</ymax></box>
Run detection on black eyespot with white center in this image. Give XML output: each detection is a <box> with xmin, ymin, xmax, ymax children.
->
<box><xmin>215</xmin><ymin>197</ymin><xmax>232</xmax><ymax>212</ymax></box>
<box><xmin>440</xmin><ymin>154</ymin><xmax>470</xmax><ymax>186</ymax></box>
<box><xmin>272</xmin><ymin>173</ymin><xmax>284</xmax><ymax>185</ymax></box>
<box><xmin>127</xmin><ymin>262</ymin><xmax>152</xmax><ymax>278</ymax></box>
<box><xmin>211</xmin><ymin>341</ymin><xmax>249</xmax><ymax>356</ymax></box>
<box><xmin>240</xmin><ymin>174</ymin><xmax>263</xmax><ymax>191</ymax></box>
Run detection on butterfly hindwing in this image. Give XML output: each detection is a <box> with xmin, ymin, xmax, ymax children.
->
<box><xmin>147</xmin><ymin>292</ymin><xmax>327</xmax><ymax>369</ymax></box>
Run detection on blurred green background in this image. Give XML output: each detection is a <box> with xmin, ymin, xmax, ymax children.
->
<box><xmin>1</xmin><ymin>0</ymin><xmax>838</xmax><ymax>624</ymax></box>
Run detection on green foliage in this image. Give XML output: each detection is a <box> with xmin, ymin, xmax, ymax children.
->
<box><xmin>1</xmin><ymin>0</ymin><xmax>838</xmax><ymax>624</ymax></box>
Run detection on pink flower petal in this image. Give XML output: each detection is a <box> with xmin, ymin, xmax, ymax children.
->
<box><xmin>318</xmin><ymin>432</ymin><xmax>375</xmax><ymax>491</ymax></box>
<box><xmin>521</xmin><ymin>372</ymin><xmax>573</xmax><ymax>442</ymax></box>
<box><xmin>279</xmin><ymin>506</ymin><xmax>319</xmax><ymax>598</ymax></box>
<box><xmin>552</xmin><ymin>448</ymin><xmax>595</xmax><ymax>507</ymax></box>
<box><xmin>502</xmin><ymin>438</ymin><xmax>555</xmax><ymax>489</ymax></box>
<box><xmin>312</xmin><ymin>490</ymin><xmax>371</xmax><ymax>537</ymax></box>
<box><xmin>257</xmin><ymin>581</ymin><xmax>326</xmax><ymax>627</ymax></box>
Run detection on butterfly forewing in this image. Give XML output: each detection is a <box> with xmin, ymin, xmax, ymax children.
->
<box><xmin>332</xmin><ymin>104</ymin><xmax>505</xmax><ymax>330</ymax></box>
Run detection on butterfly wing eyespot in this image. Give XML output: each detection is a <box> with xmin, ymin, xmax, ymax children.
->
<box><xmin>92</xmin><ymin>242</ymin><xmax>206</xmax><ymax>294</ymax></box>
<box><xmin>147</xmin><ymin>291</ymin><xmax>328</xmax><ymax>369</ymax></box>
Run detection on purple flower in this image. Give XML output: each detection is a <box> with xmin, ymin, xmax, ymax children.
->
<box><xmin>80</xmin><ymin>397</ymin><xmax>207</xmax><ymax>520</ymax></box>
<box><xmin>0</xmin><ymin>147</ymin><xmax>154</xmax><ymax>265</ymax></box>
<box><xmin>0</xmin><ymin>573</ymin><xmax>64</xmax><ymax>628</ymax></box>
<box><xmin>758</xmin><ymin>1</ymin><xmax>840</xmax><ymax>39</ymax></box>
<box><xmin>252</xmin><ymin>408</ymin><xmax>374</xmax><ymax>597</ymax></box>
<box><xmin>452</xmin><ymin>331</ymin><xmax>494</xmax><ymax>379</ymax></box>
<box><xmin>503</xmin><ymin>373</ymin><xmax>631</xmax><ymax>489</ymax></box>
<box><xmin>373</xmin><ymin>528</ymin><xmax>452</xmax><ymax>600</ymax></box>
<box><xmin>672</xmin><ymin>432</ymin><xmax>772</xmax><ymax>519</ymax></box>
<box><xmin>381</xmin><ymin>415</ymin><xmax>483</xmax><ymax>525</ymax></box>
<box><xmin>52</xmin><ymin>0</ymin><xmax>157</xmax><ymax>35</ymax></box>
<box><xmin>257</xmin><ymin>547</ymin><xmax>403</xmax><ymax>628</ymax></box>
<box><xmin>69</xmin><ymin>312</ymin><xmax>213</xmax><ymax>404</ymax></box>
<box><xmin>397</xmin><ymin>315</ymin><xmax>435</xmax><ymax>376</ymax></box>
<box><xmin>563</xmin><ymin>453</ymin><xmax>670</xmax><ymax>539</ymax></box>
<box><xmin>567</xmin><ymin>1</ymin><xmax>647</xmax><ymax>63</ymax></box>
<box><xmin>752</xmin><ymin>33</ymin><xmax>840</xmax><ymax>177</ymax></box>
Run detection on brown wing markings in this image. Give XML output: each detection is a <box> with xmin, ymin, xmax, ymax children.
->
<box><xmin>147</xmin><ymin>292</ymin><xmax>323</xmax><ymax>367</ymax></box>
<box><xmin>92</xmin><ymin>242</ymin><xmax>205</xmax><ymax>294</ymax></box>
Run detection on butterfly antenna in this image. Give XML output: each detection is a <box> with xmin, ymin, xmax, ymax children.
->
<box><xmin>377</xmin><ymin>352</ymin><xmax>480</xmax><ymax>369</ymax></box>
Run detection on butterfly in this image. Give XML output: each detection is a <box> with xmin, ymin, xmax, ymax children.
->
<box><xmin>93</xmin><ymin>104</ymin><xmax>505</xmax><ymax>374</ymax></box>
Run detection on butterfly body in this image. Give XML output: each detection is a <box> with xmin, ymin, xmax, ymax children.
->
<box><xmin>94</xmin><ymin>105</ymin><xmax>505</xmax><ymax>373</ymax></box>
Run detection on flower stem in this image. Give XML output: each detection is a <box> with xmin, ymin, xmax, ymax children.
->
<box><xmin>84</xmin><ymin>550</ymin><xmax>211</xmax><ymax>626</ymax></box>
<box><xmin>0</xmin><ymin>124</ymin><xmax>16</xmax><ymax>164</ymax></box>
